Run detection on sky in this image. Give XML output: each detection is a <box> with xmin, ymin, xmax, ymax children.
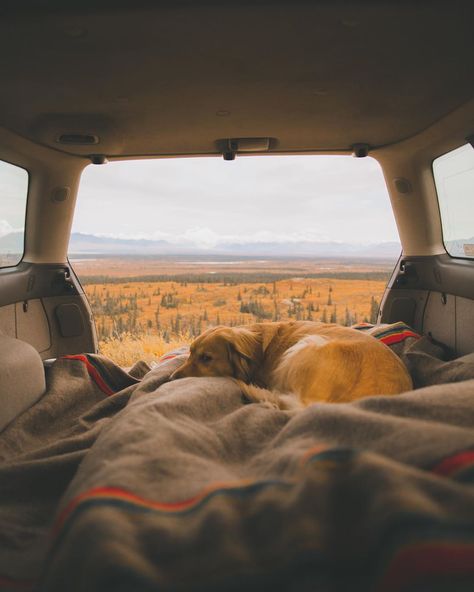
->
<box><xmin>433</xmin><ymin>144</ymin><xmax>474</xmax><ymax>242</ymax></box>
<box><xmin>0</xmin><ymin>160</ymin><xmax>28</xmax><ymax>236</ymax></box>
<box><xmin>72</xmin><ymin>155</ymin><xmax>400</xmax><ymax>248</ymax></box>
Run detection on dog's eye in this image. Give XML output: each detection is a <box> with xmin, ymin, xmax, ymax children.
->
<box><xmin>200</xmin><ymin>353</ymin><xmax>212</xmax><ymax>363</ymax></box>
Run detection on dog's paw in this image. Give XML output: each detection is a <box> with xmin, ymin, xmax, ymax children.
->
<box><xmin>233</xmin><ymin>379</ymin><xmax>301</xmax><ymax>411</ymax></box>
<box><xmin>276</xmin><ymin>394</ymin><xmax>304</xmax><ymax>411</ymax></box>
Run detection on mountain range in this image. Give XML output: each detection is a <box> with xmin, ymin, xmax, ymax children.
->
<box><xmin>0</xmin><ymin>231</ymin><xmax>402</xmax><ymax>259</ymax></box>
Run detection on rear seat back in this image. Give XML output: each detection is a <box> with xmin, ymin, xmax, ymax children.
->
<box><xmin>0</xmin><ymin>333</ymin><xmax>46</xmax><ymax>432</ymax></box>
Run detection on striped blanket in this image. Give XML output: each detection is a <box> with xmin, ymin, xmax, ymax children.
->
<box><xmin>352</xmin><ymin>321</ymin><xmax>421</xmax><ymax>345</ymax></box>
<box><xmin>0</xmin><ymin>324</ymin><xmax>473</xmax><ymax>591</ymax></box>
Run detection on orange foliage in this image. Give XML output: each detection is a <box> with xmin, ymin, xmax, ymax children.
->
<box><xmin>76</xmin><ymin>256</ymin><xmax>393</xmax><ymax>364</ymax></box>
<box><xmin>85</xmin><ymin>277</ymin><xmax>386</xmax><ymax>362</ymax></box>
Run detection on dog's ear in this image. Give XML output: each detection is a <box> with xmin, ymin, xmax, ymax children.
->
<box><xmin>224</xmin><ymin>327</ymin><xmax>262</xmax><ymax>383</ymax></box>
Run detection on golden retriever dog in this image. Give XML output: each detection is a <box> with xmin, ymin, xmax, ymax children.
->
<box><xmin>170</xmin><ymin>321</ymin><xmax>412</xmax><ymax>408</ymax></box>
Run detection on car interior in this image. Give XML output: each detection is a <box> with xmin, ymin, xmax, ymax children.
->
<box><xmin>0</xmin><ymin>1</ymin><xmax>473</xmax><ymax>590</ymax></box>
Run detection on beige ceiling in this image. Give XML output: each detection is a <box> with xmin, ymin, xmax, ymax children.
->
<box><xmin>1</xmin><ymin>1</ymin><xmax>473</xmax><ymax>157</ymax></box>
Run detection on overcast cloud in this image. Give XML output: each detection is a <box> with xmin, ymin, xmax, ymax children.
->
<box><xmin>73</xmin><ymin>155</ymin><xmax>400</xmax><ymax>247</ymax></box>
<box><xmin>0</xmin><ymin>160</ymin><xmax>29</xmax><ymax>236</ymax></box>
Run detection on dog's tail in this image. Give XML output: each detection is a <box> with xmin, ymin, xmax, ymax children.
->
<box><xmin>233</xmin><ymin>379</ymin><xmax>302</xmax><ymax>411</ymax></box>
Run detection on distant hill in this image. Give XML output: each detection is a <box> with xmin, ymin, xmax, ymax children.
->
<box><xmin>69</xmin><ymin>233</ymin><xmax>171</xmax><ymax>253</ymax></box>
<box><xmin>0</xmin><ymin>231</ymin><xmax>23</xmax><ymax>251</ymax></box>
<box><xmin>218</xmin><ymin>240</ymin><xmax>401</xmax><ymax>258</ymax></box>
<box><xmin>0</xmin><ymin>231</ymin><xmax>402</xmax><ymax>259</ymax></box>
<box><xmin>68</xmin><ymin>233</ymin><xmax>401</xmax><ymax>258</ymax></box>
<box><xmin>445</xmin><ymin>238</ymin><xmax>474</xmax><ymax>258</ymax></box>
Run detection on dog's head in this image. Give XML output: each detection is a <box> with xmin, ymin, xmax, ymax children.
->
<box><xmin>170</xmin><ymin>325</ymin><xmax>262</xmax><ymax>382</ymax></box>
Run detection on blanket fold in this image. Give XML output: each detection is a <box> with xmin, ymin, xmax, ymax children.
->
<box><xmin>0</xmin><ymin>331</ymin><xmax>473</xmax><ymax>592</ymax></box>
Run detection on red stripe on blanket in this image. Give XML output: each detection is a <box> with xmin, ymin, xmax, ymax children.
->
<box><xmin>432</xmin><ymin>450</ymin><xmax>474</xmax><ymax>477</ymax></box>
<box><xmin>62</xmin><ymin>355</ymin><xmax>115</xmax><ymax>396</ymax></box>
<box><xmin>52</xmin><ymin>446</ymin><xmax>355</xmax><ymax>539</ymax></box>
<box><xmin>0</xmin><ymin>575</ymin><xmax>35</xmax><ymax>590</ymax></box>
<box><xmin>53</xmin><ymin>479</ymin><xmax>273</xmax><ymax>536</ymax></box>
<box><xmin>377</xmin><ymin>542</ymin><xmax>474</xmax><ymax>592</ymax></box>
<box><xmin>159</xmin><ymin>354</ymin><xmax>182</xmax><ymax>362</ymax></box>
<box><xmin>299</xmin><ymin>444</ymin><xmax>329</xmax><ymax>465</ymax></box>
<box><xmin>378</xmin><ymin>330</ymin><xmax>420</xmax><ymax>346</ymax></box>
<box><xmin>49</xmin><ymin>445</ymin><xmax>474</xmax><ymax>592</ymax></box>
<box><xmin>352</xmin><ymin>322</ymin><xmax>420</xmax><ymax>345</ymax></box>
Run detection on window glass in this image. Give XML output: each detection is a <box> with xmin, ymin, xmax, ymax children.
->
<box><xmin>433</xmin><ymin>143</ymin><xmax>474</xmax><ymax>259</ymax></box>
<box><xmin>0</xmin><ymin>159</ymin><xmax>28</xmax><ymax>267</ymax></box>
<box><xmin>71</xmin><ymin>155</ymin><xmax>400</xmax><ymax>366</ymax></box>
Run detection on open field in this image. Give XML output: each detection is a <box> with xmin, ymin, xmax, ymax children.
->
<box><xmin>74</xmin><ymin>256</ymin><xmax>395</xmax><ymax>365</ymax></box>
<box><xmin>71</xmin><ymin>254</ymin><xmax>395</xmax><ymax>279</ymax></box>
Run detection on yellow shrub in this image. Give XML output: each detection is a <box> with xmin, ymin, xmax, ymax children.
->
<box><xmin>99</xmin><ymin>332</ymin><xmax>191</xmax><ymax>367</ymax></box>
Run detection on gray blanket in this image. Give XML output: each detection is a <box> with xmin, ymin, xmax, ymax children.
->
<box><xmin>1</xmin><ymin>337</ymin><xmax>474</xmax><ymax>591</ymax></box>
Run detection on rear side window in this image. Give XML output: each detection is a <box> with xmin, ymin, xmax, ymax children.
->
<box><xmin>0</xmin><ymin>159</ymin><xmax>28</xmax><ymax>267</ymax></box>
<box><xmin>433</xmin><ymin>143</ymin><xmax>474</xmax><ymax>259</ymax></box>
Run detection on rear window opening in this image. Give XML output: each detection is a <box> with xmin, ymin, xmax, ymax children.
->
<box><xmin>70</xmin><ymin>155</ymin><xmax>400</xmax><ymax>365</ymax></box>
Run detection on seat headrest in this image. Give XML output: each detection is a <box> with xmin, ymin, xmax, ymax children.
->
<box><xmin>0</xmin><ymin>333</ymin><xmax>46</xmax><ymax>432</ymax></box>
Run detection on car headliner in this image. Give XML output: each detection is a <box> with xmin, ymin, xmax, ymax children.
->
<box><xmin>0</xmin><ymin>0</ymin><xmax>473</xmax><ymax>157</ymax></box>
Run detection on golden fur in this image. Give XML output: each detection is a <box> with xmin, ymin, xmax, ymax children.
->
<box><xmin>170</xmin><ymin>321</ymin><xmax>413</xmax><ymax>408</ymax></box>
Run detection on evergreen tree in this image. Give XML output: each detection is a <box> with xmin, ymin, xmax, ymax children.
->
<box><xmin>370</xmin><ymin>296</ymin><xmax>379</xmax><ymax>323</ymax></box>
<box><xmin>272</xmin><ymin>299</ymin><xmax>280</xmax><ymax>321</ymax></box>
<box><xmin>344</xmin><ymin>306</ymin><xmax>354</xmax><ymax>327</ymax></box>
<box><xmin>344</xmin><ymin>306</ymin><xmax>352</xmax><ymax>327</ymax></box>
